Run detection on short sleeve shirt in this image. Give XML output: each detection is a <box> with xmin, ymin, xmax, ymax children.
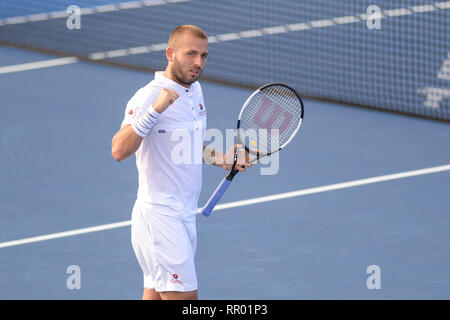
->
<box><xmin>122</xmin><ymin>72</ymin><xmax>207</xmax><ymax>219</ymax></box>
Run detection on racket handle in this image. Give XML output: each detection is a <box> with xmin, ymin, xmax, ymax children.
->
<box><xmin>201</xmin><ymin>177</ymin><xmax>232</xmax><ymax>217</ymax></box>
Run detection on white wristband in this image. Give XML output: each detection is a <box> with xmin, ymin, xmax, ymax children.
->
<box><xmin>132</xmin><ymin>105</ymin><xmax>161</xmax><ymax>138</ymax></box>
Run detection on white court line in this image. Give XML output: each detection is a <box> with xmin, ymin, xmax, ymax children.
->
<box><xmin>0</xmin><ymin>57</ymin><xmax>78</xmax><ymax>74</ymax></box>
<box><xmin>0</xmin><ymin>0</ymin><xmax>189</xmax><ymax>26</ymax></box>
<box><xmin>213</xmin><ymin>164</ymin><xmax>450</xmax><ymax>211</ymax></box>
<box><xmin>0</xmin><ymin>164</ymin><xmax>448</xmax><ymax>249</ymax></box>
<box><xmin>0</xmin><ymin>221</ymin><xmax>131</xmax><ymax>249</ymax></box>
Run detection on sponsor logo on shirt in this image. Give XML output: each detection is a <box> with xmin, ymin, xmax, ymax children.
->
<box><xmin>127</xmin><ymin>106</ymin><xmax>140</xmax><ymax>118</ymax></box>
<box><xmin>199</xmin><ymin>104</ymin><xmax>206</xmax><ymax>116</ymax></box>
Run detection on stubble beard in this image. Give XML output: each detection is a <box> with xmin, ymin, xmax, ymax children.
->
<box><xmin>170</xmin><ymin>58</ymin><xmax>201</xmax><ymax>87</ymax></box>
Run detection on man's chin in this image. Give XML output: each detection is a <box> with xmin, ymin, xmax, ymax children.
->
<box><xmin>184</xmin><ymin>75</ymin><xmax>200</xmax><ymax>85</ymax></box>
<box><xmin>189</xmin><ymin>73</ymin><xmax>201</xmax><ymax>81</ymax></box>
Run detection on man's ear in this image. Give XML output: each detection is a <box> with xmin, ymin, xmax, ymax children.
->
<box><xmin>166</xmin><ymin>47</ymin><xmax>175</xmax><ymax>62</ymax></box>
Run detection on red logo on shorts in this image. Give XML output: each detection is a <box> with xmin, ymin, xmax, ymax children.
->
<box><xmin>170</xmin><ymin>273</ymin><xmax>183</xmax><ymax>285</ymax></box>
<box><xmin>128</xmin><ymin>109</ymin><xmax>134</xmax><ymax>115</ymax></box>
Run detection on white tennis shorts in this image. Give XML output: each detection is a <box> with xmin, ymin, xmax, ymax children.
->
<box><xmin>131</xmin><ymin>200</ymin><xmax>198</xmax><ymax>292</ymax></box>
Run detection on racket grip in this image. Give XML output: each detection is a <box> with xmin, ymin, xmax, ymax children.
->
<box><xmin>201</xmin><ymin>177</ymin><xmax>232</xmax><ymax>217</ymax></box>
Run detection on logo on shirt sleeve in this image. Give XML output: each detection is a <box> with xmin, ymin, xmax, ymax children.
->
<box><xmin>127</xmin><ymin>106</ymin><xmax>140</xmax><ymax>118</ymax></box>
<box><xmin>199</xmin><ymin>104</ymin><xmax>206</xmax><ymax>116</ymax></box>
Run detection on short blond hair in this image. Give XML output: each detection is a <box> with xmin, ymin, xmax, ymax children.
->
<box><xmin>168</xmin><ymin>25</ymin><xmax>208</xmax><ymax>48</ymax></box>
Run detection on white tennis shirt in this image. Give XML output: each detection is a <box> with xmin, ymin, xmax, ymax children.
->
<box><xmin>122</xmin><ymin>72</ymin><xmax>207</xmax><ymax>219</ymax></box>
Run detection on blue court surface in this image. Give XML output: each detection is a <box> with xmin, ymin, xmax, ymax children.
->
<box><xmin>0</xmin><ymin>43</ymin><xmax>449</xmax><ymax>300</ymax></box>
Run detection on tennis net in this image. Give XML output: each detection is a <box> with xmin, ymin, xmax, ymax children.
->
<box><xmin>1</xmin><ymin>0</ymin><xmax>449</xmax><ymax>120</ymax></box>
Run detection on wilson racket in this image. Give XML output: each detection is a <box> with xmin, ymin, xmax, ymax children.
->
<box><xmin>201</xmin><ymin>83</ymin><xmax>304</xmax><ymax>217</ymax></box>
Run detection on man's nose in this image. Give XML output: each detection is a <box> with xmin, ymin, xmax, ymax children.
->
<box><xmin>194</xmin><ymin>56</ymin><xmax>204</xmax><ymax>68</ymax></box>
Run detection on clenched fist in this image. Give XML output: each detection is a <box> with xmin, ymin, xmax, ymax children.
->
<box><xmin>153</xmin><ymin>88</ymin><xmax>179</xmax><ymax>113</ymax></box>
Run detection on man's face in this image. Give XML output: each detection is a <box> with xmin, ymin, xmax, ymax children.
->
<box><xmin>169</xmin><ymin>33</ymin><xmax>208</xmax><ymax>87</ymax></box>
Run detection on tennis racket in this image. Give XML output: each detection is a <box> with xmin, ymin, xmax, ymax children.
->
<box><xmin>201</xmin><ymin>83</ymin><xmax>304</xmax><ymax>217</ymax></box>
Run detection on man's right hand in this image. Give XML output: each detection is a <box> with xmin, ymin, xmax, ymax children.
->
<box><xmin>111</xmin><ymin>88</ymin><xmax>179</xmax><ymax>162</ymax></box>
<box><xmin>153</xmin><ymin>88</ymin><xmax>179</xmax><ymax>113</ymax></box>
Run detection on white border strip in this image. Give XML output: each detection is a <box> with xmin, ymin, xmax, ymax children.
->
<box><xmin>0</xmin><ymin>164</ymin><xmax>448</xmax><ymax>249</ymax></box>
<box><xmin>0</xmin><ymin>57</ymin><xmax>79</xmax><ymax>74</ymax></box>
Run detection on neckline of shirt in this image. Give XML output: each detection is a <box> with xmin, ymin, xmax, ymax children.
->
<box><xmin>154</xmin><ymin>71</ymin><xmax>196</xmax><ymax>95</ymax></box>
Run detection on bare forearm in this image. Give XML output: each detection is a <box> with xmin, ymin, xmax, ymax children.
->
<box><xmin>111</xmin><ymin>124</ymin><xmax>143</xmax><ymax>161</ymax></box>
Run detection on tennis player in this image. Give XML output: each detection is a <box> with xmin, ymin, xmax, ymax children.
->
<box><xmin>111</xmin><ymin>25</ymin><xmax>251</xmax><ymax>300</ymax></box>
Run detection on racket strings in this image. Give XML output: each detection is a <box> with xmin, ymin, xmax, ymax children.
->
<box><xmin>239</xmin><ymin>85</ymin><xmax>303</xmax><ymax>155</ymax></box>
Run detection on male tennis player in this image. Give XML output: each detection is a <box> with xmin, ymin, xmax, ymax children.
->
<box><xmin>111</xmin><ymin>25</ymin><xmax>251</xmax><ymax>300</ymax></box>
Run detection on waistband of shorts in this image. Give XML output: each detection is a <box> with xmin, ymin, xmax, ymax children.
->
<box><xmin>135</xmin><ymin>198</ymin><xmax>198</xmax><ymax>219</ymax></box>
